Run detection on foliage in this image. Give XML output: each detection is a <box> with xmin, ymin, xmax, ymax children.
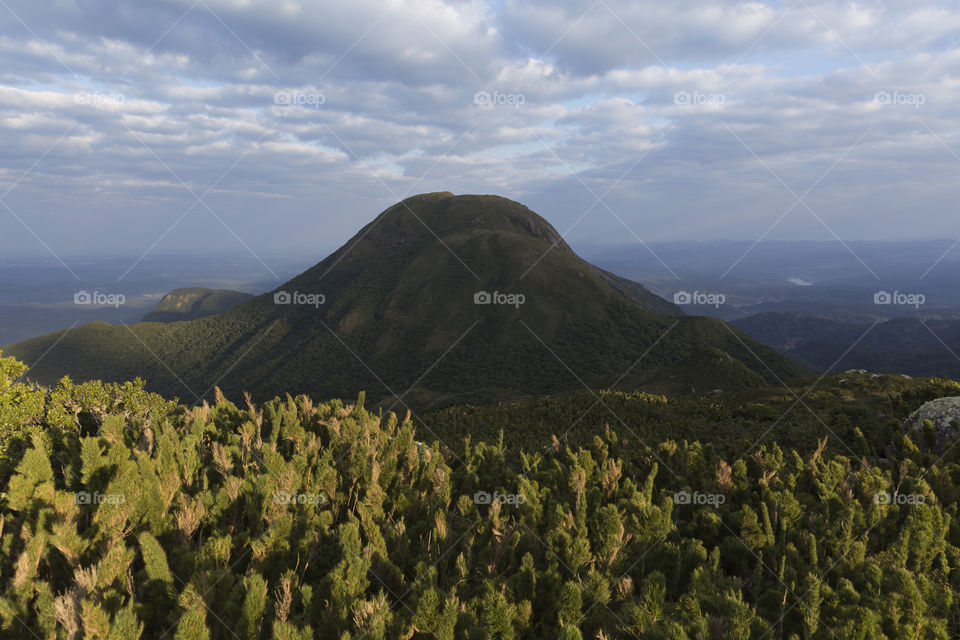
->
<box><xmin>0</xmin><ymin>349</ymin><xmax>177</xmax><ymax>484</ymax></box>
<box><xmin>0</xmin><ymin>351</ymin><xmax>958</xmax><ymax>638</ymax></box>
<box><xmin>422</xmin><ymin>372</ymin><xmax>958</xmax><ymax>463</ymax></box>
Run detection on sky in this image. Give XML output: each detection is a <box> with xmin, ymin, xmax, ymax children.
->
<box><xmin>0</xmin><ymin>0</ymin><xmax>958</xmax><ymax>268</ymax></box>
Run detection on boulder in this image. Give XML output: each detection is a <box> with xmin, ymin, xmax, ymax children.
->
<box><xmin>903</xmin><ymin>397</ymin><xmax>960</xmax><ymax>452</ymax></box>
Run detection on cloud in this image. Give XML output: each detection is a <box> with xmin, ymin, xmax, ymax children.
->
<box><xmin>0</xmin><ymin>0</ymin><xmax>957</xmax><ymax>269</ymax></box>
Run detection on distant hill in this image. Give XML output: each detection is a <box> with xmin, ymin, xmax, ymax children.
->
<box><xmin>5</xmin><ymin>192</ymin><xmax>803</xmax><ymax>408</ymax></box>
<box><xmin>733</xmin><ymin>311</ymin><xmax>960</xmax><ymax>378</ymax></box>
<box><xmin>142</xmin><ymin>287</ymin><xmax>253</xmax><ymax>322</ymax></box>
<box><xmin>731</xmin><ymin>313</ymin><xmax>854</xmax><ymax>354</ymax></box>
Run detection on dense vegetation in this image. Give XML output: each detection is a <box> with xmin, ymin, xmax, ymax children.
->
<box><xmin>421</xmin><ymin>370</ymin><xmax>960</xmax><ymax>461</ymax></box>
<box><xmin>2</xmin><ymin>348</ymin><xmax>960</xmax><ymax>639</ymax></box>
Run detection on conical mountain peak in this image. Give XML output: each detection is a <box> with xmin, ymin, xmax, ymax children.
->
<box><xmin>358</xmin><ymin>192</ymin><xmax>573</xmax><ymax>255</ymax></box>
<box><xmin>5</xmin><ymin>193</ymin><xmax>803</xmax><ymax>409</ymax></box>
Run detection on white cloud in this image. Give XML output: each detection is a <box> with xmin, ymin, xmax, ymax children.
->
<box><xmin>0</xmin><ymin>0</ymin><xmax>957</xmax><ymax>261</ymax></box>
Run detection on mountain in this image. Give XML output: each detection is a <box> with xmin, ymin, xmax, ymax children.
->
<box><xmin>142</xmin><ymin>287</ymin><xmax>253</xmax><ymax>322</ymax></box>
<box><xmin>733</xmin><ymin>311</ymin><xmax>960</xmax><ymax>378</ymax></box>
<box><xmin>4</xmin><ymin>192</ymin><xmax>804</xmax><ymax>408</ymax></box>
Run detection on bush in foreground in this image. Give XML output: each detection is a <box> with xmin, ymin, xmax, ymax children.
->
<box><xmin>0</xmin><ymin>351</ymin><xmax>958</xmax><ymax>639</ymax></box>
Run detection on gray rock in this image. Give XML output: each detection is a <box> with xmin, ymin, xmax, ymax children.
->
<box><xmin>903</xmin><ymin>397</ymin><xmax>960</xmax><ymax>451</ymax></box>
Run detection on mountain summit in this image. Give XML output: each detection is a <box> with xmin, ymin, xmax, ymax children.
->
<box><xmin>5</xmin><ymin>193</ymin><xmax>802</xmax><ymax>408</ymax></box>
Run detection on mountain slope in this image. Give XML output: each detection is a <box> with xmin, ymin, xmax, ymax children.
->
<box><xmin>142</xmin><ymin>287</ymin><xmax>253</xmax><ymax>322</ymax></box>
<box><xmin>5</xmin><ymin>192</ymin><xmax>804</xmax><ymax>408</ymax></box>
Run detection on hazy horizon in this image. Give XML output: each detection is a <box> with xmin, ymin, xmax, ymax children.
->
<box><xmin>2</xmin><ymin>227</ymin><xmax>958</xmax><ymax>261</ymax></box>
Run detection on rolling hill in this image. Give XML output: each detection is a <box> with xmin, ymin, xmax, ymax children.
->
<box><xmin>5</xmin><ymin>192</ymin><xmax>804</xmax><ymax>408</ymax></box>
<box><xmin>141</xmin><ymin>287</ymin><xmax>253</xmax><ymax>322</ymax></box>
<box><xmin>733</xmin><ymin>311</ymin><xmax>960</xmax><ymax>378</ymax></box>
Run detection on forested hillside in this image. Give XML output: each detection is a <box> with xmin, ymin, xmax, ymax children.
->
<box><xmin>1</xmin><ymin>349</ymin><xmax>959</xmax><ymax>639</ymax></box>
